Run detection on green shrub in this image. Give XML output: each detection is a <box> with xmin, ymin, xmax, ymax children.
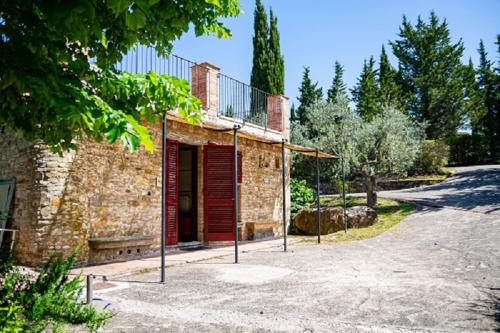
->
<box><xmin>291</xmin><ymin>178</ymin><xmax>315</xmax><ymax>217</ymax></box>
<box><xmin>447</xmin><ymin>133</ymin><xmax>489</xmax><ymax>165</ymax></box>
<box><xmin>413</xmin><ymin>140</ymin><xmax>450</xmax><ymax>174</ymax></box>
<box><xmin>0</xmin><ymin>251</ymin><xmax>108</xmax><ymax>333</ymax></box>
<box><xmin>335</xmin><ymin>179</ymin><xmax>350</xmax><ymax>195</ymax></box>
<box><xmin>0</xmin><ymin>305</ymin><xmax>24</xmax><ymax>333</ymax></box>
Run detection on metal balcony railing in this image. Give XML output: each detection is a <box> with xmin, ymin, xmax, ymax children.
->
<box><xmin>115</xmin><ymin>46</ymin><xmax>271</xmax><ymax>128</ymax></box>
<box><xmin>115</xmin><ymin>45</ymin><xmax>198</xmax><ymax>86</ymax></box>
<box><xmin>218</xmin><ymin>73</ymin><xmax>270</xmax><ymax>128</ymax></box>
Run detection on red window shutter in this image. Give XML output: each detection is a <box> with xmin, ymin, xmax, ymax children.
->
<box><xmin>237</xmin><ymin>151</ymin><xmax>242</xmax><ymax>183</ymax></box>
<box><xmin>166</xmin><ymin>140</ymin><xmax>179</xmax><ymax>245</ymax></box>
<box><xmin>203</xmin><ymin>145</ymin><xmax>235</xmax><ymax>241</ymax></box>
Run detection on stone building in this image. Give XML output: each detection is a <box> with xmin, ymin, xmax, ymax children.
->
<box><xmin>0</xmin><ymin>56</ymin><xmax>291</xmax><ymax>266</ymax></box>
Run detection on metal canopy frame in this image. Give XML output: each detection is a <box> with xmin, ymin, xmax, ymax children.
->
<box><xmin>160</xmin><ymin>114</ymin><xmax>341</xmax><ymax>281</ymax></box>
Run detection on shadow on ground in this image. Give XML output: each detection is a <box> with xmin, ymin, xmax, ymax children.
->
<box><xmin>468</xmin><ymin>287</ymin><xmax>500</xmax><ymax>332</ymax></box>
<box><xmin>384</xmin><ymin>165</ymin><xmax>500</xmax><ymax>214</ymax></box>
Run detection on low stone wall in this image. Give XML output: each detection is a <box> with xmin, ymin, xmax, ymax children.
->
<box><xmin>293</xmin><ymin>206</ymin><xmax>378</xmax><ymax>235</ymax></box>
<box><xmin>323</xmin><ymin>178</ymin><xmax>444</xmax><ymax>194</ymax></box>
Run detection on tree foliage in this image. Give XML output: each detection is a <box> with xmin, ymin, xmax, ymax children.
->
<box><xmin>474</xmin><ymin>39</ymin><xmax>500</xmax><ymax>158</ymax></box>
<box><xmin>327</xmin><ymin>61</ymin><xmax>346</xmax><ymax>104</ymax></box>
<box><xmin>378</xmin><ymin>45</ymin><xmax>402</xmax><ymax>108</ymax></box>
<box><xmin>352</xmin><ymin>57</ymin><xmax>379</xmax><ymax>121</ymax></box>
<box><xmin>296</xmin><ymin>67</ymin><xmax>323</xmax><ymax>125</ymax></box>
<box><xmin>463</xmin><ymin>58</ymin><xmax>485</xmax><ymax>135</ymax></box>
<box><xmin>293</xmin><ymin>96</ymin><xmax>424</xmax><ymax>207</ymax></box>
<box><xmin>0</xmin><ymin>0</ymin><xmax>241</xmax><ymax>153</ymax></box>
<box><xmin>268</xmin><ymin>9</ymin><xmax>285</xmax><ymax>95</ymax></box>
<box><xmin>390</xmin><ymin>12</ymin><xmax>466</xmax><ymax>138</ymax></box>
<box><xmin>250</xmin><ymin>0</ymin><xmax>269</xmax><ymax>94</ymax></box>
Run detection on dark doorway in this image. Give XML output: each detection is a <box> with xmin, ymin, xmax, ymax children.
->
<box><xmin>178</xmin><ymin>145</ymin><xmax>198</xmax><ymax>242</ymax></box>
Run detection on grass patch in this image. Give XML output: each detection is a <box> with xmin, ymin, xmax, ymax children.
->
<box><xmin>297</xmin><ymin>197</ymin><xmax>415</xmax><ymax>243</ymax></box>
<box><xmin>392</xmin><ymin>167</ymin><xmax>454</xmax><ymax>182</ymax></box>
<box><xmin>391</xmin><ymin>174</ymin><xmax>447</xmax><ymax>182</ymax></box>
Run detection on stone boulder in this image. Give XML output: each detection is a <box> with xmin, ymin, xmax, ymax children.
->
<box><xmin>293</xmin><ymin>207</ymin><xmax>344</xmax><ymax>235</ymax></box>
<box><xmin>293</xmin><ymin>206</ymin><xmax>378</xmax><ymax>235</ymax></box>
<box><xmin>346</xmin><ymin>206</ymin><xmax>378</xmax><ymax>228</ymax></box>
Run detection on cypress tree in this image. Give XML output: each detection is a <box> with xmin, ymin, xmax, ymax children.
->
<box><xmin>378</xmin><ymin>45</ymin><xmax>402</xmax><ymax>108</ymax></box>
<box><xmin>463</xmin><ymin>58</ymin><xmax>484</xmax><ymax>134</ymax></box>
<box><xmin>476</xmin><ymin>39</ymin><xmax>500</xmax><ymax>158</ymax></box>
<box><xmin>250</xmin><ymin>0</ymin><xmax>269</xmax><ymax>94</ymax></box>
<box><xmin>296</xmin><ymin>67</ymin><xmax>323</xmax><ymax>125</ymax></box>
<box><xmin>268</xmin><ymin>9</ymin><xmax>284</xmax><ymax>95</ymax></box>
<box><xmin>290</xmin><ymin>103</ymin><xmax>297</xmax><ymax>122</ymax></box>
<box><xmin>352</xmin><ymin>57</ymin><xmax>379</xmax><ymax>121</ymax></box>
<box><xmin>327</xmin><ymin>61</ymin><xmax>347</xmax><ymax>103</ymax></box>
<box><xmin>390</xmin><ymin>12</ymin><xmax>466</xmax><ymax>138</ymax></box>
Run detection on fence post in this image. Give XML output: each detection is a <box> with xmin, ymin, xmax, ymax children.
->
<box><xmin>233</xmin><ymin>125</ymin><xmax>240</xmax><ymax>263</ymax></box>
<box><xmin>281</xmin><ymin>139</ymin><xmax>287</xmax><ymax>252</ymax></box>
<box><xmin>86</xmin><ymin>274</ymin><xmax>94</xmax><ymax>304</ymax></box>
<box><xmin>316</xmin><ymin>149</ymin><xmax>321</xmax><ymax>244</ymax></box>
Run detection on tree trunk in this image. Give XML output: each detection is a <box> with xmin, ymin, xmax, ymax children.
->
<box><xmin>364</xmin><ymin>175</ymin><xmax>377</xmax><ymax>208</ymax></box>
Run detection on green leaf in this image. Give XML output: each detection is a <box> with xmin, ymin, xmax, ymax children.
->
<box><xmin>108</xmin><ymin>0</ymin><xmax>130</xmax><ymax>15</ymax></box>
<box><xmin>126</xmin><ymin>10</ymin><xmax>146</xmax><ymax>30</ymax></box>
<box><xmin>123</xmin><ymin>114</ymin><xmax>154</xmax><ymax>152</ymax></box>
<box><xmin>100</xmin><ymin>32</ymin><xmax>108</xmax><ymax>49</ymax></box>
<box><xmin>205</xmin><ymin>0</ymin><xmax>221</xmax><ymax>7</ymax></box>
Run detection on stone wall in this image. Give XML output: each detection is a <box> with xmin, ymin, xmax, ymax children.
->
<box><xmin>0</xmin><ymin>132</ymin><xmax>40</xmax><ymax>265</ymax></box>
<box><xmin>1</xmin><ymin>119</ymin><xmax>291</xmax><ymax>266</ymax></box>
<box><xmin>323</xmin><ymin>177</ymin><xmax>445</xmax><ymax>194</ymax></box>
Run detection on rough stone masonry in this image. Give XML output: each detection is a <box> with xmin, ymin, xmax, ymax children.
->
<box><xmin>0</xmin><ymin>61</ymin><xmax>291</xmax><ymax>267</ymax></box>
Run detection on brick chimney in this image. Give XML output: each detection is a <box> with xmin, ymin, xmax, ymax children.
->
<box><xmin>267</xmin><ymin>94</ymin><xmax>289</xmax><ymax>139</ymax></box>
<box><xmin>191</xmin><ymin>62</ymin><xmax>220</xmax><ymax>118</ymax></box>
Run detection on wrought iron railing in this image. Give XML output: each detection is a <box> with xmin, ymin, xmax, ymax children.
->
<box><xmin>218</xmin><ymin>73</ymin><xmax>270</xmax><ymax>128</ymax></box>
<box><xmin>115</xmin><ymin>45</ymin><xmax>198</xmax><ymax>86</ymax></box>
<box><xmin>115</xmin><ymin>45</ymin><xmax>272</xmax><ymax>128</ymax></box>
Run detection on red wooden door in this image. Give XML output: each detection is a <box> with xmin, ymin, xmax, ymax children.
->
<box><xmin>203</xmin><ymin>145</ymin><xmax>239</xmax><ymax>241</ymax></box>
<box><xmin>166</xmin><ymin>140</ymin><xmax>179</xmax><ymax>245</ymax></box>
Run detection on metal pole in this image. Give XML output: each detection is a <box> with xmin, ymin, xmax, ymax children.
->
<box><xmin>341</xmin><ymin>155</ymin><xmax>348</xmax><ymax>233</ymax></box>
<box><xmin>86</xmin><ymin>274</ymin><xmax>93</xmax><ymax>304</ymax></box>
<box><xmin>281</xmin><ymin>139</ymin><xmax>287</xmax><ymax>252</ymax></box>
<box><xmin>233</xmin><ymin>125</ymin><xmax>239</xmax><ymax>263</ymax></box>
<box><xmin>316</xmin><ymin>149</ymin><xmax>320</xmax><ymax>244</ymax></box>
<box><xmin>160</xmin><ymin>114</ymin><xmax>167</xmax><ymax>283</ymax></box>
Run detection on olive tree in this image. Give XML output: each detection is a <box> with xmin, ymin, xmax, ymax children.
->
<box><xmin>291</xmin><ymin>93</ymin><xmax>360</xmax><ymax>185</ymax></box>
<box><xmin>355</xmin><ymin>107</ymin><xmax>425</xmax><ymax>206</ymax></box>
<box><xmin>292</xmin><ymin>94</ymin><xmax>424</xmax><ymax>207</ymax></box>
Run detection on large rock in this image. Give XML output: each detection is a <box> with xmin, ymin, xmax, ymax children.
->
<box><xmin>346</xmin><ymin>206</ymin><xmax>378</xmax><ymax>228</ymax></box>
<box><xmin>293</xmin><ymin>207</ymin><xmax>344</xmax><ymax>235</ymax></box>
<box><xmin>293</xmin><ymin>206</ymin><xmax>378</xmax><ymax>235</ymax></box>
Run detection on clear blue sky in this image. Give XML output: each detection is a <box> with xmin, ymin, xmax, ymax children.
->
<box><xmin>173</xmin><ymin>0</ymin><xmax>500</xmax><ymax>105</ymax></box>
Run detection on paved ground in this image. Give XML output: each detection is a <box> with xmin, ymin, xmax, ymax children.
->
<box><xmin>88</xmin><ymin>165</ymin><xmax>500</xmax><ymax>333</ymax></box>
<box><xmin>379</xmin><ymin>165</ymin><xmax>500</xmax><ymax>215</ymax></box>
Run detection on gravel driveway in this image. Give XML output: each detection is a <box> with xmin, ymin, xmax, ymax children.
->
<box><xmin>92</xmin><ymin>165</ymin><xmax>500</xmax><ymax>333</ymax></box>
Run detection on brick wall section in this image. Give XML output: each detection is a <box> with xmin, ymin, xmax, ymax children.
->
<box><xmin>191</xmin><ymin>62</ymin><xmax>220</xmax><ymax>117</ymax></box>
<box><xmin>267</xmin><ymin>95</ymin><xmax>289</xmax><ymax>139</ymax></box>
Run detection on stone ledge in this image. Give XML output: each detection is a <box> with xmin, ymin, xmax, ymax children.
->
<box><xmin>89</xmin><ymin>235</ymin><xmax>155</xmax><ymax>250</ymax></box>
<box><xmin>245</xmin><ymin>222</ymin><xmax>276</xmax><ymax>240</ymax></box>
